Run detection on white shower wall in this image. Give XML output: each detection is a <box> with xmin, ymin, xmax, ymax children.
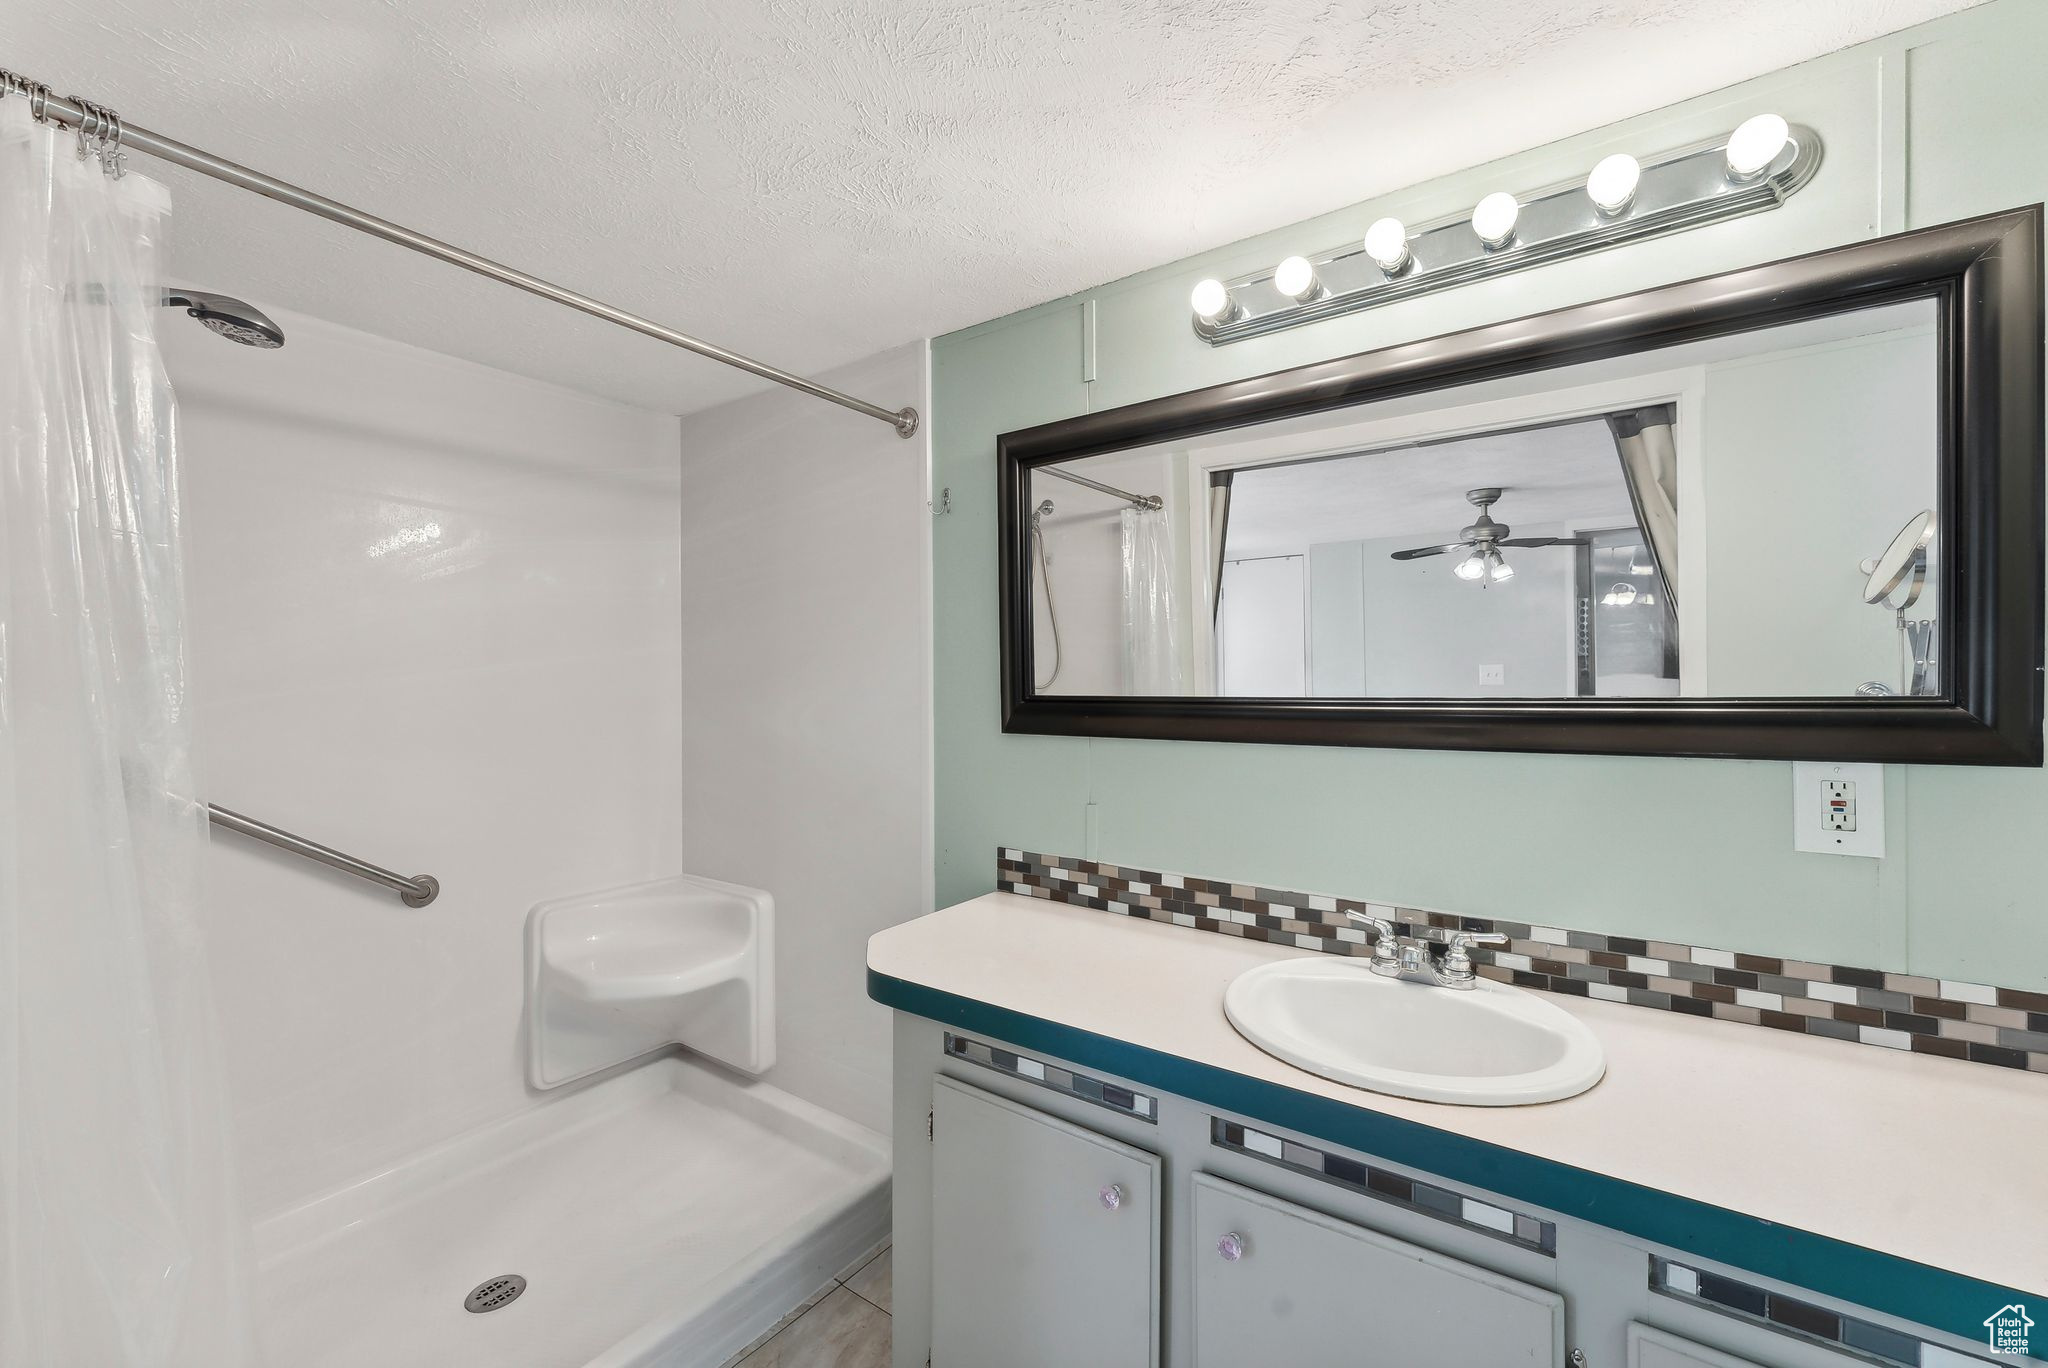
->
<box><xmin>164</xmin><ymin>308</ymin><xmax>685</xmax><ymax>1220</ymax></box>
<box><xmin>675</xmin><ymin>342</ymin><xmax>934</xmax><ymax>1137</ymax></box>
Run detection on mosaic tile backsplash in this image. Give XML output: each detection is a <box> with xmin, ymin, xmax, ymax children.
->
<box><xmin>997</xmin><ymin>849</ymin><xmax>2048</xmax><ymax>1076</ymax></box>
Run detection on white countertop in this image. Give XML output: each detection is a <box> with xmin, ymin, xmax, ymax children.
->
<box><xmin>870</xmin><ymin>892</ymin><xmax>2048</xmax><ymax>1293</ymax></box>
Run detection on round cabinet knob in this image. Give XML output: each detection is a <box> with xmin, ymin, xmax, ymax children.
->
<box><xmin>1099</xmin><ymin>1184</ymin><xmax>1125</xmax><ymax>1211</ymax></box>
<box><xmin>1216</xmin><ymin>1232</ymin><xmax>1246</xmax><ymax>1262</ymax></box>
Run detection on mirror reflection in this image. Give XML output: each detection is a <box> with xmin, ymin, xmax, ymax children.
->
<box><xmin>1028</xmin><ymin>298</ymin><xmax>1939</xmax><ymax>701</ymax></box>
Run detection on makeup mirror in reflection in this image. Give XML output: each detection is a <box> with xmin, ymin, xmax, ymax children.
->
<box><xmin>1027</xmin><ymin>297</ymin><xmax>1940</xmax><ymax>702</ymax></box>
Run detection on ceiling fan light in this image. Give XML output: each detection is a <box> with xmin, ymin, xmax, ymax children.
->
<box><xmin>1453</xmin><ymin>551</ymin><xmax>1487</xmax><ymax>581</ymax></box>
<box><xmin>1488</xmin><ymin>550</ymin><xmax>1515</xmax><ymax>582</ymax></box>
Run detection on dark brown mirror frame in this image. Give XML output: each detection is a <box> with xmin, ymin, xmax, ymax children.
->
<box><xmin>999</xmin><ymin>207</ymin><xmax>2045</xmax><ymax>765</ymax></box>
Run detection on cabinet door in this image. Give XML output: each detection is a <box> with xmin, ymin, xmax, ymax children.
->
<box><xmin>1191</xmin><ymin>1171</ymin><xmax>1564</xmax><ymax>1367</ymax></box>
<box><xmin>931</xmin><ymin>1075</ymin><xmax>1160</xmax><ymax>1368</ymax></box>
<box><xmin>1631</xmin><ymin>1325</ymin><xmax>1771</xmax><ymax>1368</ymax></box>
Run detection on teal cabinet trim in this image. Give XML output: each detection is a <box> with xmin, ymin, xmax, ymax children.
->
<box><xmin>871</xmin><ymin>967</ymin><xmax>2043</xmax><ymax>1345</ymax></box>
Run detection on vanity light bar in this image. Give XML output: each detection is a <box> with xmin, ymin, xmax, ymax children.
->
<box><xmin>1190</xmin><ymin>115</ymin><xmax>1822</xmax><ymax>344</ymax></box>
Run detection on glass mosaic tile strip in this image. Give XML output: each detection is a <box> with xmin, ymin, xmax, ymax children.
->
<box><xmin>943</xmin><ymin>1032</ymin><xmax>1158</xmax><ymax>1122</ymax></box>
<box><xmin>998</xmin><ymin>848</ymin><xmax>2048</xmax><ymax>1077</ymax></box>
<box><xmin>1211</xmin><ymin>1116</ymin><xmax>1556</xmax><ymax>1256</ymax></box>
<box><xmin>1649</xmin><ymin>1257</ymin><xmax>2006</xmax><ymax>1367</ymax></box>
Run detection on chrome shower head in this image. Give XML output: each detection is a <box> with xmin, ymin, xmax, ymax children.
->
<box><xmin>161</xmin><ymin>289</ymin><xmax>285</xmax><ymax>348</ymax></box>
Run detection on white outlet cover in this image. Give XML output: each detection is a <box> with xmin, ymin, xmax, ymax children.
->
<box><xmin>1793</xmin><ymin>761</ymin><xmax>1885</xmax><ymax>858</ymax></box>
<box><xmin>1479</xmin><ymin>663</ymin><xmax>1506</xmax><ymax>687</ymax></box>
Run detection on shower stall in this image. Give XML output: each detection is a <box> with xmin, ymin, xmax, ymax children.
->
<box><xmin>1</xmin><ymin>71</ymin><xmax>923</xmax><ymax>1368</ymax></box>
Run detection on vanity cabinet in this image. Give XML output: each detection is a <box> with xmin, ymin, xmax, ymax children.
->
<box><xmin>1190</xmin><ymin>1172</ymin><xmax>1566</xmax><ymax>1367</ymax></box>
<box><xmin>929</xmin><ymin>1075</ymin><xmax>1162</xmax><ymax>1368</ymax></box>
<box><xmin>888</xmin><ymin>1014</ymin><xmax>2003</xmax><ymax>1368</ymax></box>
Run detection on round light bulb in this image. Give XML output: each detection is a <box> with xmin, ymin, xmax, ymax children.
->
<box><xmin>1273</xmin><ymin>255</ymin><xmax>1319</xmax><ymax>303</ymax></box>
<box><xmin>1190</xmin><ymin>278</ymin><xmax>1232</xmax><ymax>324</ymax></box>
<box><xmin>1586</xmin><ymin>153</ymin><xmax>1641</xmax><ymax>214</ymax></box>
<box><xmin>1454</xmin><ymin>551</ymin><xmax>1487</xmax><ymax>581</ymax></box>
<box><xmin>1726</xmin><ymin>113</ymin><xmax>1790</xmax><ymax>180</ymax></box>
<box><xmin>1488</xmin><ymin>551</ymin><xmax>1515</xmax><ymax>583</ymax></box>
<box><xmin>1363</xmin><ymin>217</ymin><xmax>1410</xmax><ymax>273</ymax></box>
<box><xmin>1472</xmin><ymin>192</ymin><xmax>1519</xmax><ymax>248</ymax></box>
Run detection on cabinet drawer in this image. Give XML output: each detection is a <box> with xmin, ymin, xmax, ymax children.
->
<box><xmin>1191</xmin><ymin>1171</ymin><xmax>1565</xmax><ymax>1367</ymax></box>
<box><xmin>931</xmin><ymin>1075</ymin><xmax>1161</xmax><ymax>1368</ymax></box>
<box><xmin>1630</xmin><ymin>1320</ymin><xmax>1918</xmax><ymax>1368</ymax></box>
<box><xmin>1633</xmin><ymin>1324</ymin><xmax>1776</xmax><ymax>1368</ymax></box>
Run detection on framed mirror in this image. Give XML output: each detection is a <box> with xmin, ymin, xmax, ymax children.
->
<box><xmin>999</xmin><ymin>208</ymin><xmax>2044</xmax><ymax>764</ymax></box>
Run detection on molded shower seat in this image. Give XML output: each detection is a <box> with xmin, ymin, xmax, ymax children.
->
<box><xmin>526</xmin><ymin>873</ymin><xmax>774</xmax><ymax>1089</ymax></box>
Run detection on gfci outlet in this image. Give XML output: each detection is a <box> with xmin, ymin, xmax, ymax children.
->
<box><xmin>1793</xmin><ymin>762</ymin><xmax>1885</xmax><ymax>858</ymax></box>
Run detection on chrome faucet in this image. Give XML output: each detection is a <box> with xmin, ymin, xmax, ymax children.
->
<box><xmin>1347</xmin><ymin>912</ymin><xmax>1507</xmax><ymax>991</ymax></box>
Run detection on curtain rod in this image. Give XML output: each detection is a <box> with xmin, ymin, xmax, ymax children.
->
<box><xmin>1041</xmin><ymin>464</ymin><xmax>1163</xmax><ymax>510</ymax></box>
<box><xmin>0</xmin><ymin>71</ymin><xmax>919</xmax><ymax>438</ymax></box>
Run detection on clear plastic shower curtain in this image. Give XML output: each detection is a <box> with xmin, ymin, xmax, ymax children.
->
<box><xmin>1120</xmin><ymin>506</ymin><xmax>1184</xmax><ymax>695</ymax></box>
<box><xmin>0</xmin><ymin>101</ymin><xmax>257</xmax><ymax>1365</ymax></box>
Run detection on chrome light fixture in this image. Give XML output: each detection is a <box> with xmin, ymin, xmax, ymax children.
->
<box><xmin>1363</xmin><ymin>217</ymin><xmax>1410</xmax><ymax>274</ymax></box>
<box><xmin>1190</xmin><ymin>114</ymin><xmax>1820</xmax><ymax>343</ymax></box>
<box><xmin>1471</xmin><ymin>192</ymin><xmax>1520</xmax><ymax>248</ymax></box>
<box><xmin>1272</xmin><ymin>255</ymin><xmax>1323</xmax><ymax>303</ymax></box>
<box><xmin>1725</xmin><ymin>113</ymin><xmax>1790</xmax><ymax>181</ymax></box>
<box><xmin>1190</xmin><ymin>277</ymin><xmax>1238</xmax><ymax>329</ymax></box>
<box><xmin>1586</xmin><ymin>153</ymin><xmax>1641</xmax><ymax>214</ymax></box>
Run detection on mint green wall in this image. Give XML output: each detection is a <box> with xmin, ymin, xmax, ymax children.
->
<box><xmin>931</xmin><ymin>0</ymin><xmax>2048</xmax><ymax>989</ymax></box>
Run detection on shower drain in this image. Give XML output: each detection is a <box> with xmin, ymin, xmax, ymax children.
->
<box><xmin>464</xmin><ymin>1274</ymin><xmax>527</xmax><ymax>1314</ymax></box>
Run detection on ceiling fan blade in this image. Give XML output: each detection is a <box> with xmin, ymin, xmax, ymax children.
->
<box><xmin>1497</xmin><ymin>536</ymin><xmax>1591</xmax><ymax>548</ymax></box>
<box><xmin>1388</xmin><ymin>543</ymin><xmax>1467</xmax><ymax>561</ymax></box>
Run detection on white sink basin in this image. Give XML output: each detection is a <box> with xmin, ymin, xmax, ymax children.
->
<box><xmin>1224</xmin><ymin>956</ymin><xmax>1605</xmax><ymax>1106</ymax></box>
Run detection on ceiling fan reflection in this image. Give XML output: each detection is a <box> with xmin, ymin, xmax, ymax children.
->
<box><xmin>1388</xmin><ymin>487</ymin><xmax>1589</xmax><ymax>584</ymax></box>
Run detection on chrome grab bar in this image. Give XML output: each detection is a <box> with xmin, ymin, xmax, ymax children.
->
<box><xmin>206</xmin><ymin>804</ymin><xmax>439</xmax><ymax>907</ymax></box>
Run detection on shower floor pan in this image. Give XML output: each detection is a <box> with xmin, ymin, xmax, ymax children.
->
<box><xmin>254</xmin><ymin>1058</ymin><xmax>889</xmax><ymax>1368</ymax></box>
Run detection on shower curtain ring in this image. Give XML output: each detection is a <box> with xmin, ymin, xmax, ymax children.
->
<box><xmin>70</xmin><ymin>96</ymin><xmax>99</xmax><ymax>160</ymax></box>
<box><xmin>104</xmin><ymin>107</ymin><xmax>125</xmax><ymax>178</ymax></box>
<box><xmin>0</xmin><ymin>70</ymin><xmax>51</xmax><ymax>122</ymax></box>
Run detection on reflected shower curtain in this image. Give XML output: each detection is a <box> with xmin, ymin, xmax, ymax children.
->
<box><xmin>1121</xmin><ymin>507</ymin><xmax>1184</xmax><ymax>694</ymax></box>
<box><xmin>0</xmin><ymin>101</ymin><xmax>257</xmax><ymax>1365</ymax></box>
<box><xmin>1606</xmin><ymin>404</ymin><xmax>1680</xmax><ymax>614</ymax></box>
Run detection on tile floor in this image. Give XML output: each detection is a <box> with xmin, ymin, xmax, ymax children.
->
<box><xmin>727</xmin><ymin>1246</ymin><xmax>891</xmax><ymax>1367</ymax></box>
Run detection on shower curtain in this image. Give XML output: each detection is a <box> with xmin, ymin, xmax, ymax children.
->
<box><xmin>1606</xmin><ymin>404</ymin><xmax>1680</xmax><ymax>614</ymax></box>
<box><xmin>1120</xmin><ymin>506</ymin><xmax>1184</xmax><ymax>694</ymax></box>
<box><xmin>0</xmin><ymin>101</ymin><xmax>257</xmax><ymax>1366</ymax></box>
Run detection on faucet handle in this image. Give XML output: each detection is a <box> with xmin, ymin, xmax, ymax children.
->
<box><xmin>1345</xmin><ymin>909</ymin><xmax>1398</xmax><ymax>947</ymax></box>
<box><xmin>1437</xmin><ymin>930</ymin><xmax>1509</xmax><ymax>987</ymax></box>
<box><xmin>1346</xmin><ymin>911</ymin><xmax>1407</xmax><ymax>976</ymax></box>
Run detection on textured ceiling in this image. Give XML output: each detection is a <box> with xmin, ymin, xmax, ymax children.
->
<box><xmin>2</xmin><ymin>0</ymin><xmax>1984</xmax><ymax>417</ymax></box>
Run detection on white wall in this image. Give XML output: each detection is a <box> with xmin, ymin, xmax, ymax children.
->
<box><xmin>1698</xmin><ymin>324</ymin><xmax>1939</xmax><ymax>695</ymax></box>
<box><xmin>674</xmin><ymin>343</ymin><xmax>932</xmax><ymax>1136</ymax></box>
<box><xmin>1353</xmin><ymin>527</ymin><xmax>1577</xmax><ymax>697</ymax></box>
<box><xmin>166</xmin><ymin>308</ymin><xmax>683</xmax><ymax>1220</ymax></box>
<box><xmin>1218</xmin><ymin>555</ymin><xmax>1307</xmax><ymax>695</ymax></box>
